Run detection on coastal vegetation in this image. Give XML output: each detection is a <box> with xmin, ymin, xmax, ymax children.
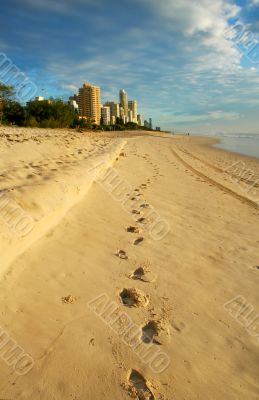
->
<box><xmin>0</xmin><ymin>84</ymin><xmax>150</xmax><ymax>131</ymax></box>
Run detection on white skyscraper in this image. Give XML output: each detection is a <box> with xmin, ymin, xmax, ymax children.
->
<box><xmin>119</xmin><ymin>89</ymin><xmax>128</xmax><ymax>122</ymax></box>
<box><xmin>128</xmin><ymin>100</ymin><xmax>138</xmax><ymax>123</ymax></box>
<box><xmin>104</xmin><ymin>102</ymin><xmax>120</xmax><ymax>119</ymax></box>
<box><xmin>101</xmin><ymin>106</ymin><xmax>110</xmax><ymax>125</ymax></box>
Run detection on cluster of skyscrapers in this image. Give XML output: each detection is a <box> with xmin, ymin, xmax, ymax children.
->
<box><xmin>69</xmin><ymin>82</ymin><xmax>148</xmax><ymax>127</ymax></box>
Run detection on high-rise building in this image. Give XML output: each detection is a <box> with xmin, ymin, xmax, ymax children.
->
<box><xmin>78</xmin><ymin>83</ymin><xmax>101</xmax><ymax>124</ymax></box>
<box><xmin>128</xmin><ymin>110</ymin><xmax>133</xmax><ymax>123</ymax></box>
<box><xmin>120</xmin><ymin>106</ymin><xmax>126</xmax><ymax>123</ymax></box>
<box><xmin>137</xmin><ymin>114</ymin><xmax>143</xmax><ymax>126</ymax></box>
<box><xmin>110</xmin><ymin>115</ymin><xmax>116</xmax><ymax>125</ymax></box>
<box><xmin>149</xmin><ymin>118</ymin><xmax>153</xmax><ymax>130</ymax></box>
<box><xmin>101</xmin><ymin>106</ymin><xmax>110</xmax><ymax>125</ymax></box>
<box><xmin>119</xmin><ymin>89</ymin><xmax>128</xmax><ymax>121</ymax></box>
<box><xmin>128</xmin><ymin>100</ymin><xmax>138</xmax><ymax>123</ymax></box>
<box><xmin>144</xmin><ymin>119</ymin><xmax>153</xmax><ymax>129</ymax></box>
<box><xmin>104</xmin><ymin>102</ymin><xmax>120</xmax><ymax>119</ymax></box>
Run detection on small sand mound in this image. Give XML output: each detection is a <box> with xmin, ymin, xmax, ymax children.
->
<box><xmin>62</xmin><ymin>295</ymin><xmax>77</xmax><ymax>304</ymax></box>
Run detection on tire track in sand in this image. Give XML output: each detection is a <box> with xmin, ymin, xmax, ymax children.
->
<box><xmin>170</xmin><ymin>146</ymin><xmax>259</xmax><ymax>210</ymax></box>
<box><xmin>179</xmin><ymin>147</ymin><xmax>259</xmax><ymax>188</ymax></box>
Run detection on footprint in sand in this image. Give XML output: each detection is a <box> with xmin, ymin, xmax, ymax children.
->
<box><xmin>134</xmin><ymin>237</ymin><xmax>144</xmax><ymax>246</ymax></box>
<box><xmin>140</xmin><ymin>203</ymin><xmax>149</xmax><ymax>209</ymax></box>
<box><xmin>115</xmin><ymin>249</ymin><xmax>128</xmax><ymax>260</ymax></box>
<box><xmin>142</xmin><ymin>320</ymin><xmax>170</xmax><ymax>345</ymax></box>
<box><xmin>142</xmin><ymin>321</ymin><xmax>161</xmax><ymax>344</ymax></box>
<box><xmin>137</xmin><ymin>217</ymin><xmax>146</xmax><ymax>223</ymax></box>
<box><xmin>127</xmin><ymin>369</ymin><xmax>155</xmax><ymax>400</ymax></box>
<box><xmin>132</xmin><ymin>209</ymin><xmax>141</xmax><ymax>215</ymax></box>
<box><xmin>139</xmin><ymin>183</ymin><xmax>147</xmax><ymax>189</ymax></box>
<box><xmin>127</xmin><ymin>226</ymin><xmax>140</xmax><ymax>233</ymax></box>
<box><xmin>130</xmin><ymin>265</ymin><xmax>156</xmax><ymax>283</ymax></box>
<box><xmin>26</xmin><ymin>174</ymin><xmax>35</xmax><ymax>179</ymax></box>
<box><xmin>119</xmin><ymin>288</ymin><xmax>149</xmax><ymax>308</ymax></box>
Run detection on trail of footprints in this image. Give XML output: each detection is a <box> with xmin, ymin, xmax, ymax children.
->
<box><xmin>114</xmin><ymin>150</ymin><xmax>169</xmax><ymax>400</ymax></box>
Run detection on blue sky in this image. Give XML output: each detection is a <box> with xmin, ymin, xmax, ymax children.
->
<box><xmin>0</xmin><ymin>0</ymin><xmax>259</xmax><ymax>133</ymax></box>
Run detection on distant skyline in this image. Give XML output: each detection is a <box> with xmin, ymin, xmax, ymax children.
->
<box><xmin>1</xmin><ymin>0</ymin><xmax>259</xmax><ymax>134</ymax></box>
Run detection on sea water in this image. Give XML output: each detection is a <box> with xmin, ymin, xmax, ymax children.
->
<box><xmin>214</xmin><ymin>134</ymin><xmax>259</xmax><ymax>159</ymax></box>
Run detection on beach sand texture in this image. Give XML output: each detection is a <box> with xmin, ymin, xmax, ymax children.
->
<box><xmin>0</xmin><ymin>127</ymin><xmax>258</xmax><ymax>399</ymax></box>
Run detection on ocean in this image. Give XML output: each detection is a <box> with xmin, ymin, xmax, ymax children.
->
<box><xmin>213</xmin><ymin>134</ymin><xmax>259</xmax><ymax>159</ymax></box>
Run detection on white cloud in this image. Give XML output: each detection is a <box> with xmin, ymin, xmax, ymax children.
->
<box><xmin>144</xmin><ymin>0</ymin><xmax>240</xmax><ymax>35</ymax></box>
<box><xmin>60</xmin><ymin>84</ymin><xmax>78</xmax><ymax>92</ymax></box>
<box><xmin>208</xmin><ymin>110</ymin><xmax>240</xmax><ymax>120</ymax></box>
<box><xmin>26</xmin><ymin>0</ymin><xmax>258</xmax><ymax>132</ymax></box>
<box><xmin>142</xmin><ymin>0</ymin><xmax>241</xmax><ymax>68</ymax></box>
<box><xmin>249</xmin><ymin>0</ymin><xmax>259</xmax><ymax>6</ymax></box>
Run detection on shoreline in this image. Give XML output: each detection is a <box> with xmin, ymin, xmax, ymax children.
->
<box><xmin>183</xmin><ymin>133</ymin><xmax>259</xmax><ymax>164</ymax></box>
<box><xmin>196</xmin><ymin>133</ymin><xmax>259</xmax><ymax>162</ymax></box>
<box><xmin>213</xmin><ymin>139</ymin><xmax>259</xmax><ymax>161</ymax></box>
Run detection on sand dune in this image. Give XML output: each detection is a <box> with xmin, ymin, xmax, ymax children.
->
<box><xmin>0</xmin><ymin>127</ymin><xmax>126</xmax><ymax>274</ymax></box>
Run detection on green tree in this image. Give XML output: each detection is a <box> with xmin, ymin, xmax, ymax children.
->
<box><xmin>25</xmin><ymin>99</ymin><xmax>76</xmax><ymax>128</ymax></box>
<box><xmin>116</xmin><ymin>117</ymin><xmax>124</xmax><ymax>125</ymax></box>
<box><xmin>0</xmin><ymin>84</ymin><xmax>15</xmax><ymax>100</ymax></box>
<box><xmin>125</xmin><ymin>122</ymin><xmax>138</xmax><ymax>130</ymax></box>
<box><xmin>2</xmin><ymin>101</ymin><xmax>25</xmax><ymax>126</ymax></box>
<box><xmin>0</xmin><ymin>84</ymin><xmax>15</xmax><ymax>125</ymax></box>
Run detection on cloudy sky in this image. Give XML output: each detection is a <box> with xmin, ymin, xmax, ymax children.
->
<box><xmin>1</xmin><ymin>0</ymin><xmax>259</xmax><ymax>133</ymax></box>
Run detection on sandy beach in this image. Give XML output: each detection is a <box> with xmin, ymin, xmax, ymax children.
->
<box><xmin>0</xmin><ymin>127</ymin><xmax>258</xmax><ymax>399</ymax></box>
